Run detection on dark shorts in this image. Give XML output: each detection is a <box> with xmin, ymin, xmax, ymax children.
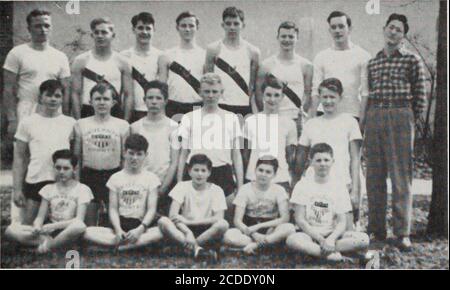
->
<box><xmin>243</xmin><ymin>215</ymin><xmax>273</xmax><ymax>234</ymax></box>
<box><xmin>80</xmin><ymin>167</ymin><xmax>121</xmax><ymax>204</ymax></box>
<box><xmin>188</xmin><ymin>224</ymin><xmax>211</xmax><ymax>238</ymax></box>
<box><xmin>218</xmin><ymin>104</ymin><xmax>252</xmax><ymax>119</ymax></box>
<box><xmin>108</xmin><ymin>215</ymin><xmax>160</xmax><ymax>232</ymax></box>
<box><xmin>23</xmin><ymin>181</ymin><xmax>54</xmax><ymax>202</ymax></box>
<box><xmin>130</xmin><ymin>110</ymin><xmax>148</xmax><ymax>124</ymax></box>
<box><xmin>183</xmin><ymin>164</ymin><xmax>236</xmax><ymax>196</ymax></box>
<box><xmin>166</xmin><ymin>100</ymin><xmax>203</xmax><ymax>120</ymax></box>
<box><xmin>81</xmin><ymin>104</ymin><xmax>123</xmax><ymax>119</ymax></box>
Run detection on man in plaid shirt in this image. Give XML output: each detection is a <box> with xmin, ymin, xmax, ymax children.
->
<box><xmin>360</xmin><ymin>13</ymin><xmax>427</xmax><ymax>250</ymax></box>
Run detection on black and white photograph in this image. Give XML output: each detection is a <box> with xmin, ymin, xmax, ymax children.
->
<box><xmin>0</xmin><ymin>0</ymin><xmax>447</xmax><ymax>272</ymax></box>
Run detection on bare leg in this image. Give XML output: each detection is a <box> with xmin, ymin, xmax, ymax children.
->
<box><xmin>264</xmin><ymin>223</ymin><xmax>296</xmax><ymax>244</ymax></box>
<box><xmin>84</xmin><ymin>226</ymin><xmax>117</xmax><ymax>247</ymax></box>
<box><xmin>85</xmin><ymin>202</ymin><xmax>99</xmax><ymax>227</ymax></box>
<box><xmin>196</xmin><ymin>219</ymin><xmax>229</xmax><ymax>247</ymax></box>
<box><xmin>158</xmin><ymin>216</ymin><xmax>187</xmax><ymax>245</ymax></box>
<box><xmin>286</xmin><ymin>232</ymin><xmax>322</xmax><ymax>257</ymax></box>
<box><xmin>118</xmin><ymin>227</ymin><xmax>163</xmax><ymax>251</ymax></box>
<box><xmin>47</xmin><ymin>220</ymin><xmax>86</xmax><ymax>251</ymax></box>
<box><xmin>24</xmin><ymin>199</ymin><xmax>40</xmax><ymax>225</ymax></box>
<box><xmin>4</xmin><ymin>224</ymin><xmax>43</xmax><ymax>246</ymax></box>
<box><xmin>223</xmin><ymin>228</ymin><xmax>252</xmax><ymax>248</ymax></box>
<box><xmin>335</xmin><ymin>231</ymin><xmax>370</xmax><ymax>253</ymax></box>
<box><xmin>10</xmin><ymin>199</ymin><xmax>25</xmax><ymax>224</ymax></box>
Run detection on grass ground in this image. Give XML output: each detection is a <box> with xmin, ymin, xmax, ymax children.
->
<box><xmin>0</xmin><ymin>186</ymin><xmax>448</xmax><ymax>269</ymax></box>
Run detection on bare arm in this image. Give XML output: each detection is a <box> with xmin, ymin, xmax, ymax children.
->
<box><xmin>33</xmin><ymin>199</ymin><xmax>49</xmax><ymax>229</ymax></box>
<box><xmin>141</xmin><ymin>189</ymin><xmax>158</xmax><ymax>227</ymax></box>
<box><xmin>169</xmin><ymin>200</ymin><xmax>194</xmax><ymax>236</ymax></box>
<box><xmin>3</xmin><ymin>70</ymin><xmax>18</xmax><ymax>125</ymax></box>
<box><xmin>255</xmin><ymin>62</ymin><xmax>268</xmax><ymax>112</ymax></box>
<box><xmin>108</xmin><ymin>188</ymin><xmax>123</xmax><ymax>234</ymax></box>
<box><xmin>12</xmin><ymin>140</ymin><xmax>29</xmax><ymax>207</ymax></box>
<box><xmin>302</xmin><ymin>61</ymin><xmax>314</xmax><ymax>113</ymax></box>
<box><xmin>61</xmin><ymin>77</ymin><xmax>71</xmax><ymax>116</ymax></box>
<box><xmin>249</xmin><ymin>47</ymin><xmax>261</xmax><ymax>113</ymax></box>
<box><xmin>120</xmin><ymin>58</ymin><xmax>134</xmax><ymax>122</ymax></box>
<box><xmin>73</xmin><ymin>123</ymin><xmax>82</xmax><ymax>180</ymax></box>
<box><xmin>233</xmin><ymin>205</ymin><xmax>249</xmax><ymax>233</ymax></box>
<box><xmin>160</xmin><ymin>146</ymin><xmax>179</xmax><ymax>195</ymax></box>
<box><xmin>177</xmin><ymin>148</ymin><xmax>190</xmax><ymax>182</ymax></box>
<box><xmin>232</xmin><ymin>147</ymin><xmax>244</xmax><ymax>190</ymax></box>
<box><xmin>204</xmin><ymin>43</ymin><xmax>219</xmax><ymax>73</ymax></box>
<box><xmin>157</xmin><ymin>54</ymin><xmax>169</xmax><ymax>83</ymax></box>
<box><xmin>349</xmin><ymin>140</ymin><xmax>361</xmax><ymax>210</ymax></box>
<box><xmin>253</xmin><ymin>198</ymin><xmax>290</xmax><ymax>230</ymax></box>
<box><xmin>359</xmin><ymin>62</ymin><xmax>370</xmax><ymax>130</ymax></box>
<box><xmin>43</xmin><ymin>203</ymin><xmax>89</xmax><ymax>232</ymax></box>
<box><xmin>293</xmin><ymin>145</ymin><xmax>310</xmax><ymax>185</ymax></box>
<box><xmin>327</xmin><ymin>213</ymin><xmax>346</xmax><ymax>242</ymax></box>
<box><xmin>70</xmin><ymin>57</ymin><xmax>84</xmax><ymax>120</ymax></box>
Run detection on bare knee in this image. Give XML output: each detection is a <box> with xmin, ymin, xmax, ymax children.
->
<box><xmin>276</xmin><ymin>223</ymin><xmax>296</xmax><ymax>234</ymax></box>
<box><xmin>286</xmin><ymin>232</ymin><xmax>311</xmax><ymax>249</ymax></box>
<box><xmin>354</xmin><ymin>232</ymin><xmax>370</xmax><ymax>248</ymax></box>
<box><xmin>158</xmin><ymin>216</ymin><xmax>173</xmax><ymax>231</ymax></box>
<box><xmin>213</xmin><ymin>219</ymin><xmax>229</xmax><ymax>233</ymax></box>
<box><xmin>70</xmin><ymin>220</ymin><xmax>87</xmax><ymax>234</ymax></box>
<box><xmin>223</xmin><ymin>228</ymin><xmax>242</xmax><ymax>244</ymax></box>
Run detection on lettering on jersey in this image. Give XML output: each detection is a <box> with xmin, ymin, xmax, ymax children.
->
<box><xmin>121</xmin><ymin>190</ymin><xmax>140</xmax><ymax>206</ymax></box>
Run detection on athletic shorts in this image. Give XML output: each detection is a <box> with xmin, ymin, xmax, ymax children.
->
<box><xmin>218</xmin><ymin>104</ymin><xmax>252</xmax><ymax>119</ymax></box>
<box><xmin>183</xmin><ymin>164</ymin><xmax>236</xmax><ymax>196</ymax></box>
<box><xmin>188</xmin><ymin>224</ymin><xmax>211</xmax><ymax>238</ymax></box>
<box><xmin>23</xmin><ymin>181</ymin><xmax>54</xmax><ymax>202</ymax></box>
<box><xmin>108</xmin><ymin>215</ymin><xmax>160</xmax><ymax>232</ymax></box>
<box><xmin>243</xmin><ymin>215</ymin><xmax>273</xmax><ymax>234</ymax></box>
<box><xmin>81</xmin><ymin>104</ymin><xmax>123</xmax><ymax>119</ymax></box>
<box><xmin>80</xmin><ymin>167</ymin><xmax>121</xmax><ymax>204</ymax></box>
<box><xmin>166</xmin><ymin>100</ymin><xmax>203</xmax><ymax>120</ymax></box>
<box><xmin>130</xmin><ymin>110</ymin><xmax>147</xmax><ymax>124</ymax></box>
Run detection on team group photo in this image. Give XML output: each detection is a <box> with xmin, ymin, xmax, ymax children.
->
<box><xmin>0</xmin><ymin>0</ymin><xmax>447</xmax><ymax>270</ymax></box>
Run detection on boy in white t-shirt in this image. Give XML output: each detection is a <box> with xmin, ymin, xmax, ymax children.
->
<box><xmin>287</xmin><ymin>143</ymin><xmax>369</xmax><ymax>261</ymax></box>
<box><xmin>74</xmin><ymin>82</ymin><xmax>129</xmax><ymax>226</ymax></box>
<box><xmin>243</xmin><ymin>75</ymin><xmax>297</xmax><ymax>193</ymax></box>
<box><xmin>13</xmin><ymin>79</ymin><xmax>76</xmax><ymax>225</ymax></box>
<box><xmin>84</xmin><ymin>134</ymin><xmax>163</xmax><ymax>251</ymax></box>
<box><xmin>295</xmin><ymin>78</ymin><xmax>362</xmax><ymax>229</ymax></box>
<box><xmin>158</xmin><ymin>154</ymin><xmax>229</xmax><ymax>261</ymax></box>
<box><xmin>224</xmin><ymin>156</ymin><xmax>295</xmax><ymax>254</ymax></box>
<box><xmin>130</xmin><ymin>80</ymin><xmax>180</xmax><ymax>215</ymax></box>
<box><xmin>5</xmin><ymin>150</ymin><xmax>92</xmax><ymax>253</ymax></box>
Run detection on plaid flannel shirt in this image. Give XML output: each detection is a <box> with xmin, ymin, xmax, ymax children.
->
<box><xmin>367</xmin><ymin>48</ymin><xmax>428</xmax><ymax>116</ymax></box>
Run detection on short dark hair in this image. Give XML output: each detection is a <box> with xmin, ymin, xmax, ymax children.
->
<box><xmin>385</xmin><ymin>13</ymin><xmax>409</xmax><ymax>34</ymax></box>
<box><xmin>39</xmin><ymin>79</ymin><xmax>64</xmax><ymax>98</ymax></box>
<box><xmin>145</xmin><ymin>80</ymin><xmax>169</xmax><ymax>100</ymax></box>
<box><xmin>188</xmin><ymin>154</ymin><xmax>212</xmax><ymax>171</ymax></box>
<box><xmin>125</xmin><ymin>134</ymin><xmax>149</xmax><ymax>152</ymax></box>
<box><xmin>318</xmin><ymin>78</ymin><xmax>343</xmax><ymax>96</ymax></box>
<box><xmin>327</xmin><ymin>11</ymin><xmax>352</xmax><ymax>27</ymax></box>
<box><xmin>131</xmin><ymin>12</ymin><xmax>155</xmax><ymax>28</ymax></box>
<box><xmin>222</xmin><ymin>6</ymin><xmax>244</xmax><ymax>22</ymax></box>
<box><xmin>309</xmin><ymin>143</ymin><xmax>334</xmax><ymax>159</ymax></box>
<box><xmin>261</xmin><ymin>74</ymin><xmax>284</xmax><ymax>93</ymax></box>
<box><xmin>26</xmin><ymin>9</ymin><xmax>51</xmax><ymax>26</ymax></box>
<box><xmin>90</xmin><ymin>17</ymin><xmax>114</xmax><ymax>31</ymax></box>
<box><xmin>176</xmin><ymin>11</ymin><xmax>199</xmax><ymax>27</ymax></box>
<box><xmin>277</xmin><ymin>21</ymin><xmax>299</xmax><ymax>36</ymax></box>
<box><xmin>52</xmin><ymin>149</ymin><xmax>78</xmax><ymax>167</ymax></box>
<box><xmin>256</xmin><ymin>155</ymin><xmax>279</xmax><ymax>173</ymax></box>
<box><xmin>89</xmin><ymin>81</ymin><xmax>119</xmax><ymax>102</ymax></box>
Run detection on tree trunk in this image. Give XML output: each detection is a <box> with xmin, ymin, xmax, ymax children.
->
<box><xmin>427</xmin><ymin>0</ymin><xmax>448</xmax><ymax>237</ymax></box>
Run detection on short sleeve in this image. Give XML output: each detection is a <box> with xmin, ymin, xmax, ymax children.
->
<box><xmin>38</xmin><ymin>184</ymin><xmax>54</xmax><ymax>201</ymax></box>
<box><xmin>276</xmin><ymin>186</ymin><xmax>289</xmax><ymax>204</ymax></box>
<box><xmin>233</xmin><ymin>186</ymin><xmax>249</xmax><ymax>208</ymax></box>
<box><xmin>169</xmin><ymin>122</ymin><xmax>181</xmax><ymax>150</ymax></box>
<box><xmin>212</xmin><ymin>186</ymin><xmax>227</xmax><ymax>212</ymax></box>
<box><xmin>59</xmin><ymin>54</ymin><xmax>71</xmax><ymax>78</ymax></box>
<box><xmin>298</xmin><ymin>120</ymin><xmax>312</xmax><ymax>146</ymax></box>
<box><xmin>3</xmin><ymin>48</ymin><xmax>20</xmax><ymax>74</ymax></box>
<box><xmin>348</xmin><ymin>116</ymin><xmax>362</xmax><ymax>142</ymax></box>
<box><xmin>78</xmin><ymin>184</ymin><xmax>94</xmax><ymax>204</ymax></box>
<box><xmin>169</xmin><ymin>183</ymin><xmax>186</xmax><ymax>204</ymax></box>
<box><xmin>334</xmin><ymin>183</ymin><xmax>352</xmax><ymax>214</ymax></box>
<box><xmin>106</xmin><ymin>173</ymin><xmax>119</xmax><ymax>192</ymax></box>
<box><xmin>147</xmin><ymin>173</ymin><xmax>161</xmax><ymax>191</ymax></box>
<box><xmin>14</xmin><ymin>118</ymin><xmax>30</xmax><ymax>143</ymax></box>
<box><xmin>290</xmin><ymin>179</ymin><xmax>309</xmax><ymax>205</ymax></box>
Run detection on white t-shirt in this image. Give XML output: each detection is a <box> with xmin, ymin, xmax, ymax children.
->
<box><xmin>106</xmin><ymin>169</ymin><xmax>161</xmax><ymax>220</ymax></box>
<box><xmin>166</xmin><ymin>45</ymin><xmax>205</xmax><ymax>103</ymax></box>
<box><xmin>15</xmin><ymin>113</ymin><xmax>76</xmax><ymax>183</ymax></box>
<box><xmin>299</xmin><ymin>114</ymin><xmax>362</xmax><ymax>184</ymax></box>
<box><xmin>169</xmin><ymin>181</ymin><xmax>227</xmax><ymax>221</ymax></box>
<box><xmin>290</xmin><ymin>177</ymin><xmax>352</xmax><ymax>236</ymax></box>
<box><xmin>39</xmin><ymin>182</ymin><xmax>93</xmax><ymax>223</ymax></box>
<box><xmin>213</xmin><ymin>40</ymin><xmax>259</xmax><ymax>107</ymax></box>
<box><xmin>3</xmin><ymin>43</ymin><xmax>71</xmax><ymax>120</ymax></box>
<box><xmin>233</xmin><ymin>182</ymin><xmax>288</xmax><ymax>219</ymax></box>
<box><xmin>262</xmin><ymin>54</ymin><xmax>311</xmax><ymax>119</ymax></box>
<box><xmin>121</xmin><ymin>47</ymin><xmax>163</xmax><ymax>111</ymax></box>
<box><xmin>178</xmin><ymin>108</ymin><xmax>242</xmax><ymax>167</ymax></box>
<box><xmin>131</xmin><ymin>117</ymin><xmax>180</xmax><ymax>181</ymax></box>
<box><xmin>312</xmin><ymin>43</ymin><xmax>371</xmax><ymax>117</ymax></box>
<box><xmin>244</xmin><ymin>113</ymin><xmax>297</xmax><ymax>183</ymax></box>
<box><xmin>77</xmin><ymin>116</ymin><xmax>129</xmax><ymax>170</ymax></box>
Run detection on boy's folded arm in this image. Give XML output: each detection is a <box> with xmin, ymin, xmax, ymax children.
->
<box><xmin>108</xmin><ymin>189</ymin><xmax>123</xmax><ymax>233</ymax></box>
<box><xmin>141</xmin><ymin>189</ymin><xmax>158</xmax><ymax>228</ymax></box>
<box><xmin>256</xmin><ymin>199</ymin><xmax>291</xmax><ymax>230</ymax></box>
<box><xmin>327</xmin><ymin>213</ymin><xmax>346</xmax><ymax>242</ymax></box>
<box><xmin>33</xmin><ymin>199</ymin><xmax>50</xmax><ymax>228</ymax></box>
<box><xmin>234</xmin><ymin>206</ymin><xmax>249</xmax><ymax>232</ymax></box>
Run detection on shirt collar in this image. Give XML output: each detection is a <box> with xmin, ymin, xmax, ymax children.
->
<box><xmin>378</xmin><ymin>45</ymin><xmax>407</xmax><ymax>57</ymax></box>
<box><xmin>332</xmin><ymin>40</ymin><xmax>355</xmax><ymax>51</ymax></box>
